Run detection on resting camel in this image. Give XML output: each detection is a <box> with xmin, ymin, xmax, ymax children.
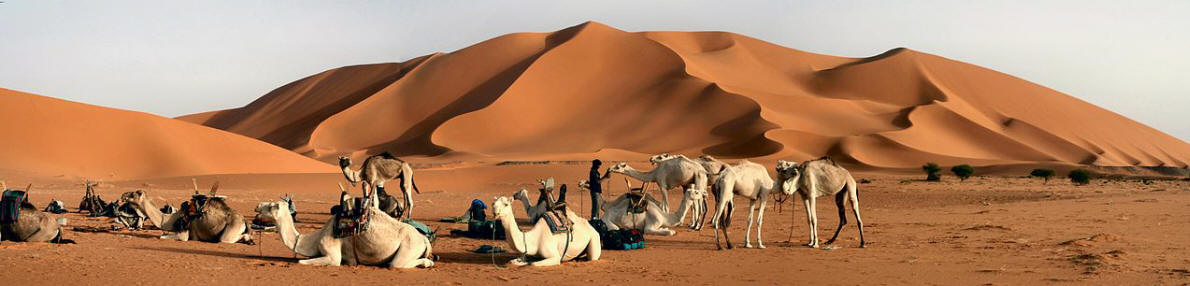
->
<box><xmin>776</xmin><ymin>157</ymin><xmax>866</xmax><ymax>248</ymax></box>
<box><xmin>252</xmin><ymin>198</ymin><xmax>435</xmax><ymax>268</ymax></box>
<box><xmin>512</xmin><ymin>188</ymin><xmax>549</xmax><ymax>221</ymax></box>
<box><xmin>491</xmin><ymin>196</ymin><xmax>601</xmax><ymax>267</ymax></box>
<box><xmin>600</xmin><ymin>179</ymin><xmax>705</xmax><ymax>236</ymax></box>
<box><xmin>339</xmin><ymin>152</ymin><xmax>420</xmax><ymax>219</ymax></box>
<box><xmin>0</xmin><ymin>183</ymin><xmax>73</xmax><ymax>243</ymax></box>
<box><xmin>120</xmin><ymin>184</ymin><xmax>252</xmax><ymax>244</ymax></box>
<box><xmin>608</xmin><ymin>159</ymin><xmax>707</xmax><ymax>212</ymax></box>
<box><xmin>709</xmin><ymin>160</ymin><xmax>775</xmax><ymax>249</ymax></box>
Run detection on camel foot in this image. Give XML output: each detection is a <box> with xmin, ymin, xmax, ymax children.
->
<box><xmin>726</xmin><ymin>243</ymin><xmax>734</xmax><ymax>250</ymax></box>
<box><xmin>859</xmin><ymin>242</ymin><xmax>867</xmax><ymax>248</ymax></box>
<box><xmin>744</xmin><ymin>244</ymin><xmax>753</xmax><ymax>248</ymax></box>
<box><xmin>758</xmin><ymin>244</ymin><xmax>766</xmax><ymax>249</ymax></box>
<box><xmin>509</xmin><ymin>258</ymin><xmax>529</xmax><ymax>267</ymax></box>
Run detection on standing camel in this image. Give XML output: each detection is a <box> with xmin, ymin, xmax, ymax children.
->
<box><xmin>490</xmin><ymin>196</ymin><xmax>601</xmax><ymax>267</ymax></box>
<box><xmin>775</xmin><ymin>157</ymin><xmax>866</xmax><ymax>248</ymax></box>
<box><xmin>0</xmin><ymin>183</ymin><xmax>73</xmax><ymax>243</ymax></box>
<box><xmin>709</xmin><ymin>160</ymin><xmax>775</xmax><ymax>250</ymax></box>
<box><xmin>339</xmin><ymin>152</ymin><xmax>420</xmax><ymax>219</ymax></box>
<box><xmin>608</xmin><ymin>159</ymin><xmax>707</xmax><ymax>212</ymax></box>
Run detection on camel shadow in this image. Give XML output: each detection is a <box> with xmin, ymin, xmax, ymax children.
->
<box><xmin>141</xmin><ymin>246</ymin><xmax>295</xmax><ymax>263</ymax></box>
<box><xmin>435</xmin><ymin>251</ymin><xmax>518</xmax><ymax>265</ymax></box>
<box><xmin>77</xmin><ymin>229</ymin><xmax>162</xmax><ymax>239</ymax></box>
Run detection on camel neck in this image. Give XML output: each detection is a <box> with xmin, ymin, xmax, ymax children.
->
<box><xmin>341</xmin><ymin>164</ymin><xmax>359</xmax><ymax>183</ymax></box>
<box><xmin>666</xmin><ymin>195</ymin><xmax>693</xmax><ymax>226</ymax></box>
<box><xmin>620</xmin><ymin>168</ymin><xmax>655</xmax><ymax>182</ymax></box>
<box><xmin>274</xmin><ymin>208</ymin><xmax>306</xmax><ymax>256</ymax></box>
<box><xmin>140</xmin><ymin>199</ymin><xmax>165</xmax><ymax>229</ymax></box>
<box><xmin>496</xmin><ymin>212</ymin><xmax>528</xmax><ymax>254</ymax></box>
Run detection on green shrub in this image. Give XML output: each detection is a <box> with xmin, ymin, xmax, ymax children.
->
<box><xmin>1030</xmin><ymin>169</ymin><xmax>1055</xmax><ymax>184</ymax></box>
<box><xmin>1068</xmin><ymin>169</ymin><xmax>1092</xmax><ymax>185</ymax></box>
<box><xmin>922</xmin><ymin>163</ymin><xmax>942</xmax><ymax>181</ymax></box>
<box><xmin>950</xmin><ymin>165</ymin><xmax>975</xmax><ymax>182</ymax></box>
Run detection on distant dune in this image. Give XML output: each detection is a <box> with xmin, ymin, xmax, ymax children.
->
<box><xmin>179</xmin><ymin>21</ymin><xmax>1190</xmax><ymax>169</ymax></box>
<box><xmin>0</xmin><ymin>88</ymin><xmax>335</xmax><ymax>180</ymax></box>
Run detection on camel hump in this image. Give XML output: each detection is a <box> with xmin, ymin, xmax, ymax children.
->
<box><xmin>809</xmin><ymin>156</ymin><xmax>837</xmax><ymax>166</ymax></box>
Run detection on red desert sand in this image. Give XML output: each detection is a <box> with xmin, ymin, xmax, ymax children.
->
<box><xmin>2</xmin><ymin>22</ymin><xmax>1189</xmax><ymax>284</ymax></box>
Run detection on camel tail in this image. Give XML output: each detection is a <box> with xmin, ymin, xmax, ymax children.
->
<box><xmin>719</xmin><ymin>202</ymin><xmax>734</xmax><ymax>228</ymax></box>
<box><xmin>411</xmin><ymin>175</ymin><xmax>421</xmax><ymax>194</ymax></box>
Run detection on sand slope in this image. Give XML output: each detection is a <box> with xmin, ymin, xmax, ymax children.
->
<box><xmin>180</xmin><ymin>22</ymin><xmax>1190</xmax><ymax>168</ymax></box>
<box><xmin>0</xmin><ymin>88</ymin><xmax>335</xmax><ymax>180</ymax></box>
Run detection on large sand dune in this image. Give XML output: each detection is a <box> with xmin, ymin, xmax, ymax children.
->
<box><xmin>0</xmin><ymin>88</ymin><xmax>335</xmax><ymax>180</ymax></box>
<box><xmin>180</xmin><ymin>22</ymin><xmax>1190</xmax><ymax>168</ymax></box>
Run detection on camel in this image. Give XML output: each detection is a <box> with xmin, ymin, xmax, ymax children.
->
<box><xmin>776</xmin><ymin>157</ymin><xmax>866</xmax><ymax>248</ymax></box>
<box><xmin>120</xmin><ymin>184</ymin><xmax>252</xmax><ymax>244</ymax></box>
<box><xmin>512</xmin><ymin>188</ymin><xmax>550</xmax><ymax>221</ymax></box>
<box><xmin>709</xmin><ymin>160</ymin><xmax>775</xmax><ymax>250</ymax></box>
<box><xmin>339</xmin><ymin>153</ymin><xmax>420</xmax><ymax>219</ymax></box>
<box><xmin>608</xmin><ymin>158</ymin><xmax>707</xmax><ymax>212</ymax></box>
<box><xmin>490</xmin><ymin>196</ymin><xmax>601</xmax><ymax>267</ymax></box>
<box><xmin>0</xmin><ymin>183</ymin><xmax>73</xmax><ymax>243</ymax></box>
<box><xmin>600</xmin><ymin>180</ymin><xmax>705</xmax><ymax>236</ymax></box>
<box><xmin>252</xmin><ymin>198</ymin><xmax>435</xmax><ymax>268</ymax></box>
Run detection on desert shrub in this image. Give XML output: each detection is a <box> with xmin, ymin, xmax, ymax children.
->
<box><xmin>922</xmin><ymin>163</ymin><xmax>942</xmax><ymax>181</ymax></box>
<box><xmin>1030</xmin><ymin>169</ymin><xmax>1056</xmax><ymax>184</ymax></box>
<box><xmin>950</xmin><ymin>165</ymin><xmax>975</xmax><ymax>182</ymax></box>
<box><xmin>918</xmin><ymin>163</ymin><xmax>937</xmax><ymax>181</ymax></box>
<box><xmin>1069</xmin><ymin>169</ymin><xmax>1092</xmax><ymax>185</ymax></box>
<box><xmin>858</xmin><ymin>178</ymin><xmax>872</xmax><ymax>184</ymax></box>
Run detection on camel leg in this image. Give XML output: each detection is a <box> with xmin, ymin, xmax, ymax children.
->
<box><xmin>722</xmin><ymin>202</ymin><xmax>734</xmax><ymax>249</ymax></box>
<box><xmin>23</xmin><ymin>226</ymin><xmax>60</xmax><ymax>242</ymax></box>
<box><xmin>402</xmin><ymin>170</ymin><xmax>415</xmax><ymax>220</ymax></box>
<box><xmin>220</xmin><ymin>217</ymin><xmax>252</xmax><ymax>244</ymax></box>
<box><xmin>847</xmin><ymin>182</ymin><xmax>866</xmax><ymax>248</ymax></box>
<box><xmin>390</xmin><ymin>239</ymin><xmax>433</xmax><ymax>269</ymax></box>
<box><xmin>825</xmin><ymin>191</ymin><xmax>849</xmax><ymax>245</ymax></box>
<box><xmin>710</xmin><ymin>194</ymin><xmax>732</xmax><ymax>250</ymax></box>
<box><xmin>756</xmin><ymin>197</ymin><xmax>768</xmax><ymax>249</ymax></box>
<box><xmin>586</xmin><ymin>233</ymin><xmax>602</xmax><ymax>261</ymax></box>
<box><xmin>787</xmin><ymin>197</ymin><xmax>797</xmax><ymax>243</ymax></box>
<box><xmin>659</xmin><ymin>183</ymin><xmax>671</xmax><ymax>212</ymax></box>
<box><xmin>299</xmin><ymin>238</ymin><xmax>343</xmax><ymax>266</ymax></box>
<box><xmin>162</xmin><ymin>230</ymin><xmax>190</xmax><ymax>241</ymax></box>
<box><xmin>744</xmin><ymin>199</ymin><xmax>757</xmax><ymax>248</ymax></box>
<box><xmin>645</xmin><ymin>226</ymin><xmax>676</xmax><ymax>236</ymax></box>
<box><xmin>803</xmin><ymin>197</ymin><xmax>817</xmax><ymax>248</ymax></box>
<box><xmin>530</xmin><ymin>256</ymin><xmax>562</xmax><ymax>267</ymax></box>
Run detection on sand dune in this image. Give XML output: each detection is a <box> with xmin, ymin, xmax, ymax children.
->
<box><xmin>180</xmin><ymin>21</ymin><xmax>1190</xmax><ymax>169</ymax></box>
<box><xmin>0</xmin><ymin>88</ymin><xmax>335</xmax><ymax>180</ymax></box>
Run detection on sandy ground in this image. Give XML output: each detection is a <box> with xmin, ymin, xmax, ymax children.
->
<box><xmin>2</xmin><ymin>164</ymin><xmax>1188</xmax><ymax>285</ymax></box>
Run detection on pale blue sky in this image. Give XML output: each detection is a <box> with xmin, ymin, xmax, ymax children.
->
<box><xmin>1</xmin><ymin>1</ymin><xmax>1187</xmax><ymax>141</ymax></box>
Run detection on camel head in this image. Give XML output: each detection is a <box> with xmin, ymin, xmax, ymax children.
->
<box><xmin>491</xmin><ymin>196</ymin><xmax>515</xmax><ymax>218</ymax></box>
<box><xmin>576</xmin><ymin>179</ymin><xmax>590</xmax><ymax>190</ymax></box>
<box><xmin>338</xmin><ymin>156</ymin><xmax>359</xmax><ymax>186</ymax></box>
<box><xmin>512</xmin><ymin>188</ymin><xmax>529</xmax><ymax>202</ymax></box>
<box><xmin>607</xmin><ymin>162</ymin><xmax>634</xmax><ymax>174</ymax></box>
<box><xmin>120</xmin><ymin>190</ymin><xmax>149</xmax><ymax>207</ymax></box>
<box><xmin>338</xmin><ymin>156</ymin><xmax>352</xmax><ymax>168</ymax></box>
<box><xmin>684</xmin><ymin>184</ymin><xmax>707</xmax><ymax>202</ymax></box>
<box><xmin>253</xmin><ymin>201</ymin><xmax>292</xmax><ymax>227</ymax></box>
<box><xmin>775</xmin><ymin>160</ymin><xmax>801</xmax><ymax>196</ymax></box>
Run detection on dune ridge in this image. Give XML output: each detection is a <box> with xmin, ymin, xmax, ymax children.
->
<box><xmin>0</xmin><ymin>88</ymin><xmax>335</xmax><ymax>180</ymax></box>
<box><xmin>180</xmin><ymin>21</ymin><xmax>1190</xmax><ymax>169</ymax></box>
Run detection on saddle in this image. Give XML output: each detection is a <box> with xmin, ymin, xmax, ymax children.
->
<box><xmin>174</xmin><ymin>194</ymin><xmax>226</xmax><ymax>230</ymax></box>
<box><xmin>1</xmin><ymin>190</ymin><xmax>30</xmax><ymax>225</ymax></box>
<box><xmin>113</xmin><ymin>202</ymin><xmax>146</xmax><ymax>230</ymax></box>
<box><xmin>625</xmin><ymin>192</ymin><xmax>648</xmax><ymax>214</ymax></box>
<box><xmin>79</xmin><ymin>184</ymin><xmax>108</xmax><ymax>216</ymax></box>
<box><xmin>330</xmin><ymin>192</ymin><xmax>371</xmax><ymax>238</ymax></box>
<box><xmin>540</xmin><ymin>208</ymin><xmax>572</xmax><ymax>234</ymax></box>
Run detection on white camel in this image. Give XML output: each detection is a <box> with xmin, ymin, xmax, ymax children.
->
<box><xmin>709</xmin><ymin>160</ymin><xmax>775</xmax><ymax>250</ymax></box>
<box><xmin>776</xmin><ymin>157</ymin><xmax>866</xmax><ymax>248</ymax></box>
<box><xmin>600</xmin><ymin>180</ymin><xmax>705</xmax><ymax>236</ymax></box>
<box><xmin>490</xmin><ymin>196</ymin><xmax>601</xmax><ymax>267</ymax></box>
<box><xmin>253</xmin><ymin>199</ymin><xmax>435</xmax><ymax>268</ymax></box>
<box><xmin>608</xmin><ymin>159</ymin><xmax>707</xmax><ymax>212</ymax></box>
<box><xmin>648</xmin><ymin>153</ymin><xmax>687</xmax><ymax>165</ymax></box>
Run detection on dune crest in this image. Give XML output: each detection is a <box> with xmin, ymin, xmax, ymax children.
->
<box><xmin>180</xmin><ymin>21</ymin><xmax>1190</xmax><ymax>168</ymax></box>
<box><xmin>0</xmin><ymin>88</ymin><xmax>334</xmax><ymax>180</ymax></box>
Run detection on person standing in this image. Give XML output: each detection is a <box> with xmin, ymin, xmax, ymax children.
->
<box><xmin>588</xmin><ymin>159</ymin><xmax>611</xmax><ymax>219</ymax></box>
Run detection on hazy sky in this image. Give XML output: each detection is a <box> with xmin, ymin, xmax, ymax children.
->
<box><xmin>2</xmin><ymin>1</ymin><xmax>1187</xmax><ymax>141</ymax></box>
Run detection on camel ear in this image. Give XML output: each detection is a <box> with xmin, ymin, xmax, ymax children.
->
<box><xmin>135</xmin><ymin>189</ymin><xmax>144</xmax><ymax>195</ymax></box>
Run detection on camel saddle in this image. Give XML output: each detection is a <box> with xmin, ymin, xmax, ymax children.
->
<box><xmin>330</xmin><ymin>193</ymin><xmax>371</xmax><ymax>238</ymax></box>
<box><xmin>1</xmin><ymin>190</ymin><xmax>30</xmax><ymax>225</ymax></box>
<box><xmin>625</xmin><ymin>191</ymin><xmax>648</xmax><ymax>214</ymax></box>
<box><xmin>540</xmin><ymin>208</ymin><xmax>572</xmax><ymax>234</ymax></box>
<box><xmin>79</xmin><ymin>186</ymin><xmax>108</xmax><ymax>216</ymax></box>
<box><xmin>174</xmin><ymin>194</ymin><xmax>225</xmax><ymax>230</ymax></box>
